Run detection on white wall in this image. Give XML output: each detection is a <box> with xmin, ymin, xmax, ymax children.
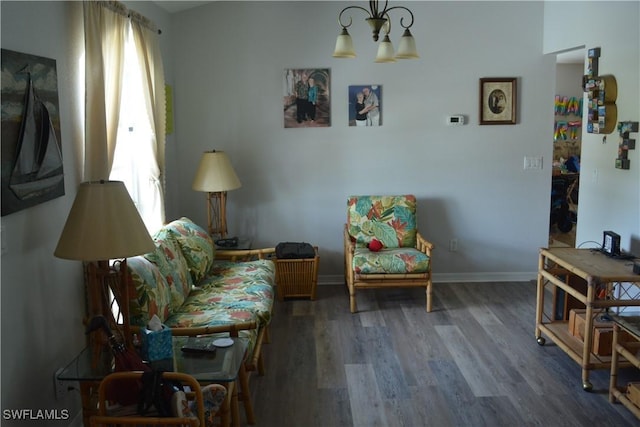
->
<box><xmin>167</xmin><ymin>1</ymin><xmax>554</xmax><ymax>283</ymax></box>
<box><xmin>1</xmin><ymin>2</ymin><xmax>85</xmax><ymax>424</ymax></box>
<box><xmin>0</xmin><ymin>2</ymin><xmax>636</xmax><ymax>425</ymax></box>
<box><xmin>0</xmin><ymin>1</ymin><xmax>172</xmax><ymax>425</ymax></box>
<box><xmin>544</xmin><ymin>1</ymin><xmax>640</xmax><ymax>253</ymax></box>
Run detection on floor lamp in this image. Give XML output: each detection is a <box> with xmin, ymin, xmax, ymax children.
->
<box><xmin>54</xmin><ymin>180</ymin><xmax>155</xmax><ymax>365</ymax></box>
<box><xmin>192</xmin><ymin>150</ymin><xmax>241</xmax><ymax>239</ymax></box>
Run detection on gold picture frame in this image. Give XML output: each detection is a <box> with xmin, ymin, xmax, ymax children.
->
<box><xmin>479</xmin><ymin>77</ymin><xmax>517</xmax><ymax>125</ymax></box>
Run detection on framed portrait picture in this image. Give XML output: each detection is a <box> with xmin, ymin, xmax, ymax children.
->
<box><xmin>348</xmin><ymin>85</ymin><xmax>382</xmax><ymax>127</ymax></box>
<box><xmin>479</xmin><ymin>77</ymin><xmax>517</xmax><ymax>125</ymax></box>
<box><xmin>283</xmin><ymin>68</ymin><xmax>331</xmax><ymax>128</ymax></box>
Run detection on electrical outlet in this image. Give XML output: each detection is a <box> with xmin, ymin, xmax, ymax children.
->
<box><xmin>54</xmin><ymin>368</ymin><xmax>69</xmax><ymax>400</ymax></box>
<box><xmin>449</xmin><ymin>238</ymin><xmax>458</xmax><ymax>252</ymax></box>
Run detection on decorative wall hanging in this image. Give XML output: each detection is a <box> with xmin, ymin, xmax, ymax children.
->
<box><xmin>283</xmin><ymin>68</ymin><xmax>331</xmax><ymax>128</ymax></box>
<box><xmin>348</xmin><ymin>85</ymin><xmax>382</xmax><ymax>126</ymax></box>
<box><xmin>615</xmin><ymin>121</ymin><xmax>638</xmax><ymax>170</ymax></box>
<box><xmin>1</xmin><ymin>48</ymin><xmax>64</xmax><ymax>216</ymax></box>
<box><xmin>479</xmin><ymin>77</ymin><xmax>517</xmax><ymax>125</ymax></box>
<box><xmin>583</xmin><ymin>47</ymin><xmax>618</xmax><ymax>134</ymax></box>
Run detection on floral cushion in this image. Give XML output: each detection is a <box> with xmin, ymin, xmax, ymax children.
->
<box><xmin>125</xmin><ymin>217</ymin><xmax>275</xmax><ymax>373</ymax></box>
<box><xmin>181</xmin><ymin>260</ymin><xmax>275</xmax><ymax>326</ymax></box>
<box><xmin>164</xmin><ymin>217</ymin><xmax>215</xmax><ymax>284</ymax></box>
<box><xmin>189</xmin><ymin>384</ymin><xmax>227</xmax><ymax>427</ymax></box>
<box><xmin>145</xmin><ymin>229</ymin><xmax>194</xmax><ymax>311</ymax></box>
<box><xmin>164</xmin><ymin>310</ymin><xmax>259</xmax><ymax>356</ymax></box>
<box><xmin>176</xmin><ymin>383</ymin><xmax>226</xmax><ymax>426</ymax></box>
<box><xmin>209</xmin><ymin>259</ymin><xmax>275</xmax><ymax>288</ymax></box>
<box><xmin>347</xmin><ymin>195</ymin><xmax>418</xmax><ymax>249</ymax></box>
<box><xmin>127</xmin><ymin>255</ymin><xmax>172</xmax><ymax>325</ymax></box>
<box><xmin>352</xmin><ymin>247</ymin><xmax>430</xmax><ymax>275</ymax></box>
<box><xmin>199</xmin><ymin>384</ymin><xmax>227</xmax><ymax>426</ymax></box>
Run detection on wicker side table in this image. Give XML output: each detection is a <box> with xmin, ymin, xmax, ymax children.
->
<box><xmin>275</xmin><ymin>246</ymin><xmax>319</xmax><ymax>300</ymax></box>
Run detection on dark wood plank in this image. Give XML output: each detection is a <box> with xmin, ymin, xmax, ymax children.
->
<box><xmin>247</xmin><ymin>283</ymin><xmax>640</xmax><ymax>426</ymax></box>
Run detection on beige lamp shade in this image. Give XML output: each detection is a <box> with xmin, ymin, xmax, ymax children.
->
<box><xmin>395</xmin><ymin>28</ymin><xmax>419</xmax><ymax>59</ymax></box>
<box><xmin>54</xmin><ymin>180</ymin><xmax>155</xmax><ymax>261</ymax></box>
<box><xmin>333</xmin><ymin>28</ymin><xmax>356</xmax><ymax>58</ymax></box>
<box><xmin>192</xmin><ymin>151</ymin><xmax>242</xmax><ymax>192</ymax></box>
<box><xmin>375</xmin><ymin>34</ymin><xmax>396</xmax><ymax>63</ymax></box>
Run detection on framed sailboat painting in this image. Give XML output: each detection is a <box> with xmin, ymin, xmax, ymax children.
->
<box><xmin>1</xmin><ymin>48</ymin><xmax>64</xmax><ymax>216</ymax></box>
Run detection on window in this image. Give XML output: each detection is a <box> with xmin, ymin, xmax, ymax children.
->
<box><xmin>109</xmin><ymin>27</ymin><xmax>163</xmax><ymax>234</ymax></box>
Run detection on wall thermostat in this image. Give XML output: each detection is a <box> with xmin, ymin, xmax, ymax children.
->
<box><xmin>447</xmin><ymin>115</ymin><xmax>465</xmax><ymax>126</ymax></box>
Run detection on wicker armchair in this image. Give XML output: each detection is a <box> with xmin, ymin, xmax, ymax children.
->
<box><xmin>89</xmin><ymin>371</ymin><xmax>226</xmax><ymax>427</ymax></box>
<box><xmin>344</xmin><ymin>195</ymin><xmax>434</xmax><ymax>313</ymax></box>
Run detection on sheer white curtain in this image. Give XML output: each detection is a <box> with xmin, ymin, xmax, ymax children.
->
<box><xmin>83</xmin><ymin>1</ymin><xmax>166</xmax><ymax>232</ymax></box>
<box><xmin>130</xmin><ymin>10</ymin><xmax>166</xmax><ymax>230</ymax></box>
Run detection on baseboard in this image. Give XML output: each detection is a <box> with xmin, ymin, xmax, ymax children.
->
<box><xmin>319</xmin><ymin>275</ymin><xmax>345</xmax><ymax>285</ymax></box>
<box><xmin>431</xmin><ymin>272</ymin><xmax>537</xmax><ymax>283</ymax></box>
<box><xmin>318</xmin><ymin>271</ymin><xmax>537</xmax><ymax>286</ymax></box>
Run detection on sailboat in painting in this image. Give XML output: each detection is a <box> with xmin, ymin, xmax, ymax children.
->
<box><xmin>9</xmin><ymin>70</ymin><xmax>63</xmax><ymax>200</ymax></box>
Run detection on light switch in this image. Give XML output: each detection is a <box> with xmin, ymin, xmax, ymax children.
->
<box><xmin>524</xmin><ymin>156</ymin><xmax>543</xmax><ymax>170</ymax></box>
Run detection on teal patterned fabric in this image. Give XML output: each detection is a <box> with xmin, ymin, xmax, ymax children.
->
<box><xmin>184</xmin><ymin>260</ymin><xmax>276</xmax><ymax>326</ymax></box>
<box><xmin>164</xmin><ymin>310</ymin><xmax>259</xmax><ymax>356</ymax></box>
<box><xmin>164</xmin><ymin>217</ymin><xmax>215</xmax><ymax>284</ymax></box>
<box><xmin>347</xmin><ymin>195</ymin><xmax>417</xmax><ymax>248</ymax></box>
<box><xmin>200</xmin><ymin>384</ymin><xmax>227</xmax><ymax>426</ymax></box>
<box><xmin>128</xmin><ymin>255</ymin><xmax>172</xmax><ymax>325</ymax></box>
<box><xmin>144</xmin><ymin>229</ymin><xmax>194</xmax><ymax>311</ymax></box>
<box><xmin>353</xmin><ymin>247</ymin><xmax>430</xmax><ymax>274</ymax></box>
<box><xmin>126</xmin><ymin>217</ymin><xmax>275</xmax><ymax>364</ymax></box>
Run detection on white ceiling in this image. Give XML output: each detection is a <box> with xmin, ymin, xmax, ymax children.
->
<box><xmin>152</xmin><ymin>1</ymin><xmax>584</xmax><ymax>65</ymax></box>
<box><xmin>152</xmin><ymin>1</ymin><xmax>213</xmax><ymax>14</ymax></box>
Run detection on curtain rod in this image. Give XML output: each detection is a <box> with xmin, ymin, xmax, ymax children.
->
<box><xmin>129</xmin><ymin>10</ymin><xmax>162</xmax><ymax>35</ymax></box>
<box><xmin>99</xmin><ymin>1</ymin><xmax>162</xmax><ymax>34</ymax></box>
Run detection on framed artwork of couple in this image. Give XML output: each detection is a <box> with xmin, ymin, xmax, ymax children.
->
<box><xmin>283</xmin><ymin>68</ymin><xmax>331</xmax><ymax>128</ymax></box>
<box><xmin>349</xmin><ymin>85</ymin><xmax>382</xmax><ymax>127</ymax></box>
<box><xmin>479</xmin><ymin>77</ymin><xmax>517</xmax><ymax>125</ymax></box>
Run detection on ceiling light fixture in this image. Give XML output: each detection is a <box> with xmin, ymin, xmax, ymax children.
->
<box><xmin>333</xmin><ymin>0</ymin><xmax>419</xmax><ymax>62</ymax></box>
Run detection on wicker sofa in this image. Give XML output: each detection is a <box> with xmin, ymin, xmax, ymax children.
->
<box><xmin>124</xmin><ymin>217</ymin><xmax>275</xmax><ymax>374</ymax></box>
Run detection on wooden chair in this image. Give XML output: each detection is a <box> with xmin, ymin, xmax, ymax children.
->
<box><xmin>89</xmin><ymin>371</ymin><xmax>210</xmax><ymax>427</ymax></box>
<box><xmin>344</xmin><ymin>195</ymin><xmax>435</xmax><ymax>313</ymax></box>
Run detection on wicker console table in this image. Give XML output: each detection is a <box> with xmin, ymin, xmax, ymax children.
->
<box><xmin>609</xmin><ymin>314</ymin><xmax>640</xmax><ymax>419</ymax></box>
<box><xmin>535</xmin><ymin>247</ymin><xmax>640</xmax><ymax>390</ymax></box>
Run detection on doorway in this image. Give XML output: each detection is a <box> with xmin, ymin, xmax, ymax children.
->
<box><xmin>549</xmin><ymin>49</ymin><xmax>584</xmax><ymax>248</ymax></box>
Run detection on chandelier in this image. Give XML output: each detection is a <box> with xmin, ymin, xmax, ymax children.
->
<box><xmin>332</xmin><ymin>0</ymin><xmax>419</xmax><ymax>63</ymax></box>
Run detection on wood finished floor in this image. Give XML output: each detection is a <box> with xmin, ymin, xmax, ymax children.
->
<box><xmin>245</xmin><ymin>283</ymin><xmax>640</xmax><ymax>426</ymax></box>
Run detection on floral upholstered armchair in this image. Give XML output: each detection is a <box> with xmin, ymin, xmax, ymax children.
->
<box><xmin>344</xmin><ymin>195</ymin><xmax>434</xmax><ymax>313</ymax></box>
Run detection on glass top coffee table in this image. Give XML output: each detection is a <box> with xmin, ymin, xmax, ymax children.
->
<box><xmin>58</xmin><ymin>336</ymin><xmax>250</xmax><ymax>427</ymax></box>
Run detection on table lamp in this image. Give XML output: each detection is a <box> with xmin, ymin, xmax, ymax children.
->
<box><xmin>54</xmin><ymin>180</ymin><xmax>155</xmax><ymax>362</ymax></box>
<box><xmin>192</xmin><ymin>150</ymin><xmax>241</xmax><ymax>239</ymax></box>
